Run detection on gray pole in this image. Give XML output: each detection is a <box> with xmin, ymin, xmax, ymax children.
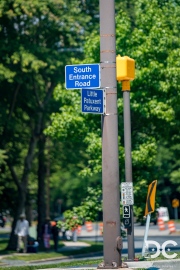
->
<box><xmin>100</xmin><ymin>0</ymin><xmax>121</xmax><ymax>267</ymax></box>
<box><xmin>174</xmin><ymin>208</ymin><xmax>178</xmax><ymax>220</ymax></box>
<box><xmin>123</xmin><ymin>90</ymin><xmax>135</xmax><ymax>260</ymax></box>
<box><xmin>142</xmin><ymin>213</ymin><xmax>151</xmax><ymax>257</ymax></box>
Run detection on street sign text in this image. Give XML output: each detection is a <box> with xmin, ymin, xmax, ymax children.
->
<box><xmin>65</xmin><ymin>64</ymin><xmax>100</xmax><ymax>89</ymax></box>
<box><xmin>81</xmin><ymin>89</ymin><xmax>105</xmax><ymax>114</ymax></box>
<box><xmin>121</xmin><ymin>182</ymin><xmax>134</xmax><ymax>205</ymax></box>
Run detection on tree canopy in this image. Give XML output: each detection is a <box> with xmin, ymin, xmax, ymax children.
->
<box><xmin>0</xmin><ymin>0</ymin><xmax>180</xmax><ymax>249</ymax></box>
<box><xmin>46</xmin><ymin>0</ymin><xmax>180</xmax><ymax>220</ymax></box>
<box><xmin>0</xmin><ymin>0</ymin><xmax>102</xmax><ymax>249</ymax></box>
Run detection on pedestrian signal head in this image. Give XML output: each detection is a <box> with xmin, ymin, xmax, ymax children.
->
<box><xmin>116</xmin><ymin>55</ymin><xmax>135</xmax><ymax>82</ymax></box>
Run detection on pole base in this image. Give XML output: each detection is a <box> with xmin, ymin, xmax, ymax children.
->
<box><xmin>97</xmin><ymin>261</ymin><xmax>129</xmax><ymax>269</ymax></box>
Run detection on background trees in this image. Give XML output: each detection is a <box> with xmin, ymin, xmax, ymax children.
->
<box><xmin>47</xmin><ymin>0</ymin><xmax>180</xmax><ymax>221</ymax></box>
<box><xmin>0</xmin><ymin>0</ymin><xmax>102</xmax><ymax>249</ymax></box>
<box><xmin>0</xmin><ymin>0</ymin><xmax>179</xmax><ymax>249</ymax></box>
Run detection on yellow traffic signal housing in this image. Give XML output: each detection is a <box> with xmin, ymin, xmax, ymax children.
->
<box><xmin>172</xmin><ymin>199</ymin><xmax>179</xmax><ymax>208</ymax></box>
<box><xmin>116</xmin><ymin>55</ymin><xmax>135</xmax><ymax>82</ymax></box>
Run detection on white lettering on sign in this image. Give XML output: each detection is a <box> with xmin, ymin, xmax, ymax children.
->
<box><xmin>83</xmin><ymin>105</ymin><xmax>101</xmax><ymax>112</ymax></box>
<box><xmin>74</xmin><ymin>66</ymin><xmax>92</xmax><ymax>73</ymax></box>
<box><xmin>65</xmin><ymin>64</ymin><xmax>100</xmax><ymax>89</ymax></box>
<box><xmin>75</xmin><ymin>81</ymin><xmax>90</xmax><ymax>87</ymax></box>
<box><xmin>84</xmin><ymin>98</ymin><xmax>101</xmax><ymax>105</ymax></box>
<box><xmin>121</xmin><ymin>182</ymin><xmax>134</xmax><ymax>205</ymax></box>
<box><xmin>81</xmin><ymin>89</ymin><xmax>104</xmax><ymax>114</ymax></box>
<box><xmin>69</xmin><ymin>74</ymin><xmax>96</xmax><ymax>80</ymax></box>
<box><xmin>87</xmin><ymin>90</ymin><xmax>97</xmax><ymax>97</ymax></box>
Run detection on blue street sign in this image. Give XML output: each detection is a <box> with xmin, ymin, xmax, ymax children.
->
<box><xmin>81</xmin><ymin>89</ymin><xmax>105</xmax><ymax>114</ymax></box>
<box><xmin>65</xmin><ymin>64</ymin><xmax>100</xmax><ymax>89</ymax></box>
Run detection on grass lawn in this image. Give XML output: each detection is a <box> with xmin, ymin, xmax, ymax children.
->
<box><xmin>0</xmin><ymin>258</ymin><xmax>103</xmax><ymax>270</ymax></box>
<box><xmin>0</xmin><ymin>237</ymin><xmax>104</xmax><ymax>270</ymax></box>
<box><xmin>0</xmin><ymin>237</ymin><xmax>103</xmax><ymax>260</ymax></box>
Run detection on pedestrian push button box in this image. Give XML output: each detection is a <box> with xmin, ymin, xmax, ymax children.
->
<box><xmin>116</xmin><ymin>55</ymin><xmax>135</xmax><ymax>82</ymax></box>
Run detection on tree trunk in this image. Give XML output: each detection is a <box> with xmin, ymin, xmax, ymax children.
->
<box><xmin>37</xmin><ymin>133</ymin><xmax>47</xmax><ymax>247</ymax></box>
<box><xmin>6</xmin><ymin>83</ymin><xmax>54</xmax><ymax>250</ymax></box>
<box><xmin>7</xmin><ymin>115</ymin><xmax>42</xmax><ymax>250</ymax></box>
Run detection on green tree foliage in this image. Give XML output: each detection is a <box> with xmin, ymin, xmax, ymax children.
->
<box><xmin>58</xmin><ymin>187</ymin><xmax>102</xmax><ymax>230</ymax></box>
<box><xmin>0</xmin><ymin>0</ymin><xmax>179</xmax><ymax>247</ymax></box>
<box><xmin>47</xmin><ymin>0</ymin><xmax>180</xmax><ymax>221</ymax></box>
<box><xmin>0</xmin><ymin>0</ymin><xmax>104</xmax><ymax>249</ymax></box>
<box><xmin>0</xmin><ymin>150</ymin><xmax>7</xmax><ymax>166</ymax></box>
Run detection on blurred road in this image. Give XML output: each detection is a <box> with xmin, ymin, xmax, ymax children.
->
<box><xmin>77</xmin><ymin>222</ymin><xmax>180</xmax><ymax>254</ymax></box>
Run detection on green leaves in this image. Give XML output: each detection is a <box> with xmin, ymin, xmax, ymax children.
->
<box><xmin>0</xmin><ymin>64</ymin><xmax>16</xmax><ymax>82</ymax></box>
<box><xmin>11</xmin><ymin>49</ymin><xmax>47</xmax><ymax>73</ymax></box>
<box><xmin>57</xmin><ymin>187</ymin><xmax>102</xmax><ymax>230</ymax></box>
<box><xmin>0</xmin><ymin>149</ymin><xmax>7</xmax><ymax>165</ymax></box>
<box><xmin>0</xmin><ymin>0</ymin><xmax>179</xmax><ymax>228</ymax></box>
<box><xmin>46</xmin><ymin>1</ymin><xmax>180</xmax><ymax>220</ymax></box>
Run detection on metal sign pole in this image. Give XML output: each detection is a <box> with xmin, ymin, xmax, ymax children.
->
<box><xmin>99</xmin><ymin>0</ymin><xmax>121</xmax><ymax>268</ymax></box>
<box><xmin>174</xmin><ymin>208</ymin><xmax>178</xmax><ymax>220</ymax></box>
<box><xmin>142</xmin><ymin>180</ymin><xmax>157</xmax><ymax>257</ymax></box>
<box><xmin>123</xmin><ymin>90</ymin><xmax>135</xmax><ymax>260</ymax></box>
<box><xmin>142</xmin><ymin>213</ymin><xmax>151</xmax><ymax>257</ymax></box>
<box><xmin>116</xmin><ymin>56</ymin><xmax>135</xmax><ymax>261</ymax></box>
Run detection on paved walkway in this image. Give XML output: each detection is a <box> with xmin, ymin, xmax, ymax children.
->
<box><xmin>58</xmin><ymin>241</ymin><xmax>90</xmax><ymax>251</ymax></box>
<box><xmin>36</xmin><ymin>257</ymin><xmax>180</xmax><ymax>270</ymax></box>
